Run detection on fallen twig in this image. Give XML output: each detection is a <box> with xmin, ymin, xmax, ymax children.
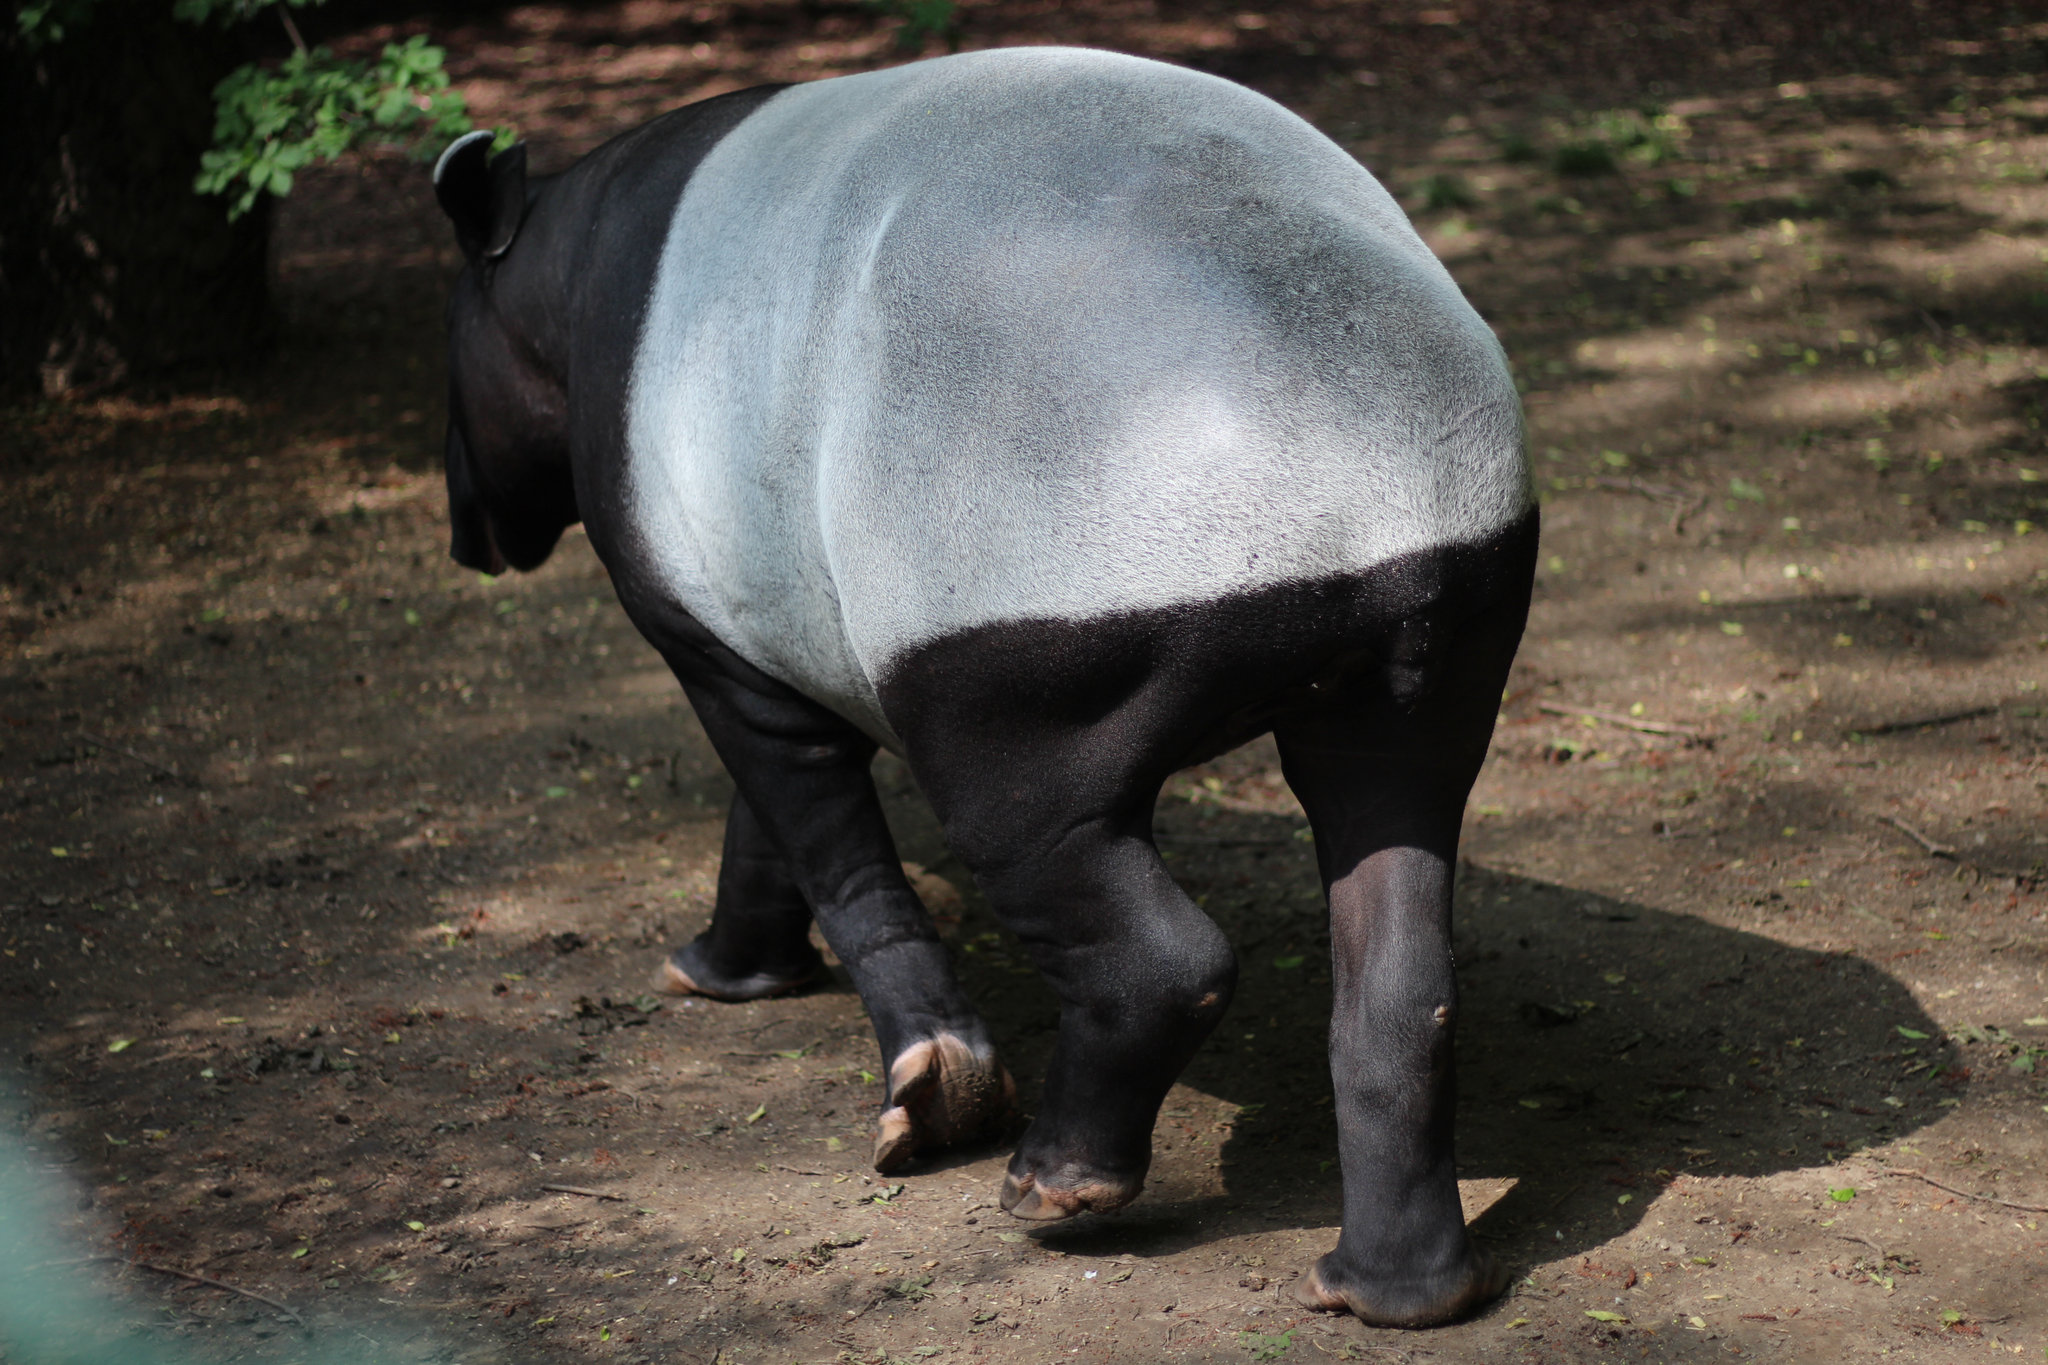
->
<box><xmin>776</xmin><ymin>1164</ymin><xmax>829</xmax><ymax>1176</ymax></box>
<box><xmin>842</xmin><ymin>1291</ymin><xmax>889</xmax><ymax>1322</ymax></box>
<box><xmin>723</xmin><ymin>1039</ymin><xmax>823</xmax><ymax>1059</ymax></box>
<box><xmin>1592</xmin><ymin>475</ymin><xmax>1690</xmax><ymax>504</ymax></box>
<box><xmin>539</xmin><ymin>1183</ymin><xmax>626</xmax><ymax>1202</ymax></box>
<box><xmin>1537</xmin><ymin>702</ymin><xmax>1710</xmax><ymax>745</ymax></box>
<box><xmin>1591</xmin><ymin>476</ymin><xmax>1706</xmax><ymax>532</ymax></box>
<box><xmin>74</xmin><ymin>729</ymin><xmax>198</xmax><ymax>787</ymax></box>
<box><xmin>1877</xmin><ymin>815</ymin><xmax>1956</xmax><ymax>860</ymax></box>
<box><xmin>1883</xmin><ymin>1168</ymin><xmax>2048</xmax><ymax>1214</ymax></box>
<box><xmin>89</xmin><ymin>1256</ymin><xmax>304</xmax><ymax>1328</ymax></box>
<box><xmin>1850</xmin><ymin>706</ymin><xmax>1995</xmax><ymax>738</ymax></box>
<box><xmin>1832</xmin><ymin>1232</ymin><xmax>1889</xmax><ymax>1267</ymax></box>
<box><xmin>1307</xmin><ymin>1336</ymin><xmax>1411</xmax><ymax>1362</ymax></box>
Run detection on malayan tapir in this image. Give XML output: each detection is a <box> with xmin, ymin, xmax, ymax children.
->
<box><xmin>433</xmin><ymin>46</ymin><xmax>1536</xmax><ymax>1327</ymax></box>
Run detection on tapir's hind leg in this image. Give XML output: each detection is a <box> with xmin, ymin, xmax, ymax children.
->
<box><xmin>1272</xmin><ymin>600</ymin><xmax>1524</xmax><ymax>1329</ymax></box>
<box><xmin>968</xmin><ymin>819</ymin><xmax>1236</xmax><ymax>1220</ymax></box>
<box><xmin>887</xmin><ymin>670</ymin><xmax>1239</xmax><ymax>1222</ymax></box>
<box><xmin>659</xmin><ymin>790</ymin><xmax>827</xmax><ymax>1000</ymax></box>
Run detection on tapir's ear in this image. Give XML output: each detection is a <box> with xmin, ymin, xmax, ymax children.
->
<box><xmin>434</xmin><ymin>131</ymin><xmax>528</xmax><ymax>263</ymax></box>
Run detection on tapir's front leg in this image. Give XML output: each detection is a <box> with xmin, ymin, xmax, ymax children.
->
<box><xmin>1272</xmin><ymin>607</ymin><xmax>1523</xmax><ymax>1329</ymax></box>
<box><xmin>628</xmin><ymin>599</ymin><xmax>1015</xmax><ymax>1171</ymax></box>
<box><xmin>660</xmin><ymin>790</ymin><xmax>828</xmax><ymax>1000</ymax></box>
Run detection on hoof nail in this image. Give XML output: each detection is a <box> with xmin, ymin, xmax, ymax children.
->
<box><xmin>1293</xmin><ymin>1266</ymin><xmax>1345</xmax><ymax>1312</ymax></box>
<box><xmin>873</xmin><ymin>1108</ymin><xmax>916</xmax><ymax>1174</ymax></box>
<box><xmin>1006</xmin><ymin>1189</ymin><xmax>1062</xmax><ymax>1221</ymax></box>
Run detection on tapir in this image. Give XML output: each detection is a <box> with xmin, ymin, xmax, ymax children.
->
<box><xmin>434</xmin><ymin>46</ymin><xmax>1536</xmax><ymax>1327</ymax></box>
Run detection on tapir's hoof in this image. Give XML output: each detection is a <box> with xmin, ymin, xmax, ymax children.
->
<box><xmin>1292</xmin><ymin>1248</ymin><xmax>1511</xmax><ymax>1328</ymax></box>
<box><xmin>997</xmin><ymin>1168</ymin><xmax>1142</xmax><ymax>1223</ymax></box>
<box><xmin>656</xmin><ymin>940</ymin><xmax>828</xmax><ymax>1002</ymax></box>
<box><xmin>870</xmin><ymin>1035</ymin><xmax>1015</xmax><ymax>1173</ymax></box>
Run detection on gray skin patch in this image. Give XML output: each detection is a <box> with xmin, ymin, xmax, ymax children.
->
<box><xmin>624</xmin><ymin>47</ymin><xmax>1530</xmax><ymax>746</ymax></box>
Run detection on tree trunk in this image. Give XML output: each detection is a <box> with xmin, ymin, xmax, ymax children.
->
<box><xmin>0</xmin><ymin>0</ymin><xmax>272</xmax><ymax>397</ymax></box>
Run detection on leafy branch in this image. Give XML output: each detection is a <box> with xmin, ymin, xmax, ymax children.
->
<box><xmin>17</xmin><ymin>0</ymin><xmax>498</xmax><ymax>219</ymax></box>
<box><xmin>195</xmin><ymin>34</ymin><xmax>474</xmax><ymax>218</ymax></box>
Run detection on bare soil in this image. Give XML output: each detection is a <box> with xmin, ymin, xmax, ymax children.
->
<box><xmin>4</xmin><ymin>3</ymin><xmax>2047</xmax><ymax>1363</ymax></box>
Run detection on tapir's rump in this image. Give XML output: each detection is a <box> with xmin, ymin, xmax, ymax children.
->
<box><xmin>622</xmin><ymin>47</ymin><xmax>1530</xmax><ymax>745</ymax></box>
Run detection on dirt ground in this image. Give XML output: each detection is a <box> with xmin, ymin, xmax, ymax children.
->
<box><xmin>4</xmin><ymin>2</ymin><xmax>2048</xmax><ymax>1363</ymax></box>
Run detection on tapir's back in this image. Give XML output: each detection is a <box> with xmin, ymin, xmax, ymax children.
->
<box><xmin>624</xmin><ymin>48</ymin><xmax>1528</xmax><ymax>743</ymax></box>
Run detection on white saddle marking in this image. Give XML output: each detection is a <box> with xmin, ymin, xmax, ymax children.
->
<box><xmin>625</xmin><ymin>47</ymin><xmax>1529</xmax><ymax>743</ymax></box>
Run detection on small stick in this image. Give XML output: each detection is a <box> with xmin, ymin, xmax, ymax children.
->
<box><xmin>89</xmin><ymin>1256</ymin><xmax>304</xmax><ymax>1328</ymax></box>
<box><xmin>1537</xmin><ymin>702</ymin><xmax>1708</xmax><ymax>743</ymax></box>
<box><xmin>1882</xmin><ymin>1168</ymin><xmax>2048</xmax><ymax>1214</ymax></box>
<box><xmin>1877</xmin><ymin>815</ymin><xmax>1956</xmax><ymax>860</ymax></box>
<box><xmin>776</xmin><ymin>1164</ymin><xmax>829</xmax><ymax>1176</ymax></box>
<box><xmin>723</xmin><ymin>1040</ymin><xmax>823</xmax><ymax>1059</ymax></box>
<box><xmin>539</xmin><ymin>1183</ymin><xmax>626</xmax><ymax>1201</ymax></box>
<box><xmin>1832</xmin><ymin>1232</ymin><xmax>1888</xmax><ymax>1267</ymax></box>
<box><xmin>1592</xmin><ymin>476</ymin><xmax>1691</xmax><ymax>504</ymax></box>
<box><xmin>74</xmin><ymin>730</ymin><xmax>197</xmax><ymax>787</ymax></box>
<box><xmin>1589</xmin><ymin>477</ymin><xmax>1704</xmax><ymax>532</ymax></box>
<box><xmin>1851</xmin><ymin>706</ymin><xmax>1995</xmax><ymax>738</ymax></box>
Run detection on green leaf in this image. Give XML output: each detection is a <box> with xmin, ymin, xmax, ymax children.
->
<box><xmin>1828</xmin><ymin>1187</ymin><xmax>1856</xmax><ymax>1202</ymax></box>
<box><xmin>1896</xmin><ymin>1026</ymin><xmax>1929</xmax><ymax>1040</ymax></box>
<box><xmin>405</xmin><ymin>1219</ymin><xmax>425</xmax><ymax>1231</ymax></box>
<box><xmin>599</xmin><ymin>1326</ymin><xmax>611</xmax><ymax>1341</ymax></box>
<box><xmin>194</xmin><ymin>37</ymin><xmax>479</xmax><ymax>219</ymax></box>
<box><xmin>1584</xmin><ymin>1309</ymin><xmax>1628</xmax><ymax>1323</ymax></box>
<box><xmin>16</xmin><ymin>0</ymin><xmax>99</xmax><ymax>46</ymax></box>
<box><xmin>107</xmin><ymin>1038</ymin><xmax>134</xmax><ymax>1053</ymax></box>
<box><xmin>1236</xmin><ymin>1328</ymin><xmax>1294</xmax><ymax>1360</ymax></box>
<box><xmin>743</xmin><ymin>1104</ymin><xmax>766</xmax><ymax>1124</ymax></box>
<box><xmin>291</xmin><ymin>1245</ymin><xmax>311</xmax><ymax>1258</ymax></box>
<box><xmin>544</xmin><ymin>786</ymin><xmax>569</xmax><ymax>799</ymax></box>
<box><xmin>1272</xmin><ymin>955</ymin><xmax>1305</xmax><ymax>970</ymax></box>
